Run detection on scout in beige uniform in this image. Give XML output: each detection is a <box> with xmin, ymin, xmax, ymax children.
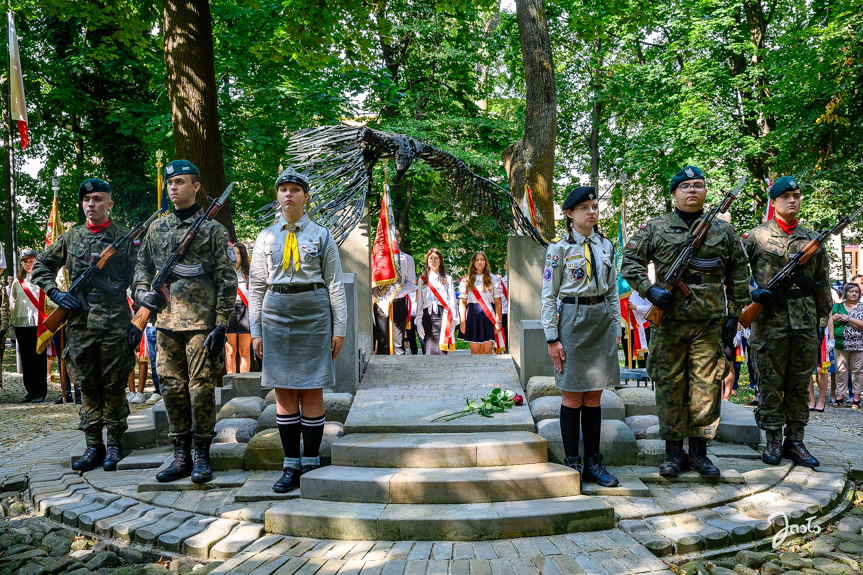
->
<box><xmin>541</xmin><ymin>186</ymin><xmax>621</xmax><ymax>487</ymax></box>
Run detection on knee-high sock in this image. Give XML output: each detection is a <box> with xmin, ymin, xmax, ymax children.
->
<box><xmin>300</xmin><ymin>414</ymin><xmax>326</xmax><ymax>463</ymax></box>
<box><xmin>559</xmin><ymin>405</ymin><xmax>581</xmax><ymax>458</ymax></box>
<box><xmin>581</xmin><ymin>406</ymin><xmax>602</xmax><ymax>459</ymax></box>
<box><xmin>277</xmin><ymin>413</ymin><xmax>301</xmax><ymax>468</ymax></box>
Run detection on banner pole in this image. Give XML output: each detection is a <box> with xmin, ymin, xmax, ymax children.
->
<box><xmin>388</xmin><ymin>302</ymin><xmax>394</xmax><ymax>355</ymax></box>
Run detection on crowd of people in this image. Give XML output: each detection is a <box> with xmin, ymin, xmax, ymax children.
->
<box><xmin>0</xmin><ymin>160</ymin><xmax>858</xmax><ymax>495</ymax></box>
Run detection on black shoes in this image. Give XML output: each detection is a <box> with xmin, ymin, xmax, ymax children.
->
<box><xmin>272</xmin><ymin>468</ymin><xmax>301</xmax><ymax>493</ymax></box>
<box><xmin>782</xmin><ymin>440</ymin><xmax>820</xmax><ymax>468</ymax></box>
<box><xmin>688</xmin><ymin>437</ymin><xmax>721</xmax><ymax>478</ymax></box>
<box><xmin>191</xmin><ymin>437</ymin><xmax>213</xmax><ymax>484</ymax></box>
<box><xmin>72</xmin><ymin>444</ymin><xmax>106</xmax><ymax>472</ymax></box>
<box><xmin>762</xmin><ymin>440</ymin><xmax>782</xmax><ymax>465</ymax></box>
<box><xmin>156</xmin><ymin>435</ymin><xmax>193</xmax><ymax>482</ymax></box>
<box><xmin>659</xmin><ymin>440</ymin><xmax>686</xmax><ymax>477</ymax></box>
<box><xmin>300</xmin><ymin>463</ymin><xmax>321</xmax><ymax>476</ymax></box>
<box><xmin>54</xmin><ymin>394</ymin><xmax>82</xmax><ymax>405</ymax></box>
<box><xmin>582</xmin><ymin>454</ymin><xmax>619</xmax><ymax>487</ymax></box>
<box><xmin>103</xmin><ymin>444</ymin><xmax>123</xmax><ymax>471</ymax></box>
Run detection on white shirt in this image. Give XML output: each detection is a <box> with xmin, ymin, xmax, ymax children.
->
<box><xmin>236</xmin><ymin>269</ymin><xmax>249</xmax><ymax>306</ymax></box>
<box><xmin>10</xmin><ymin>275</ymin><xmax>41</xmax><ymax>328</ymax></box>
<box><xmin>416</xmin><ymin>272</ymin><xmax>458</xmax><ymax>342</ymax></box>
<box><xmin>500</xmin><ymin>274</ymin><xmax>509</xmax><ymax>314</ymax></box>
<box><xmin>394</xmin><ymin>253</ymin><xmax>417</xmax><ymax>299</ymax></box>
<box><xmin>459</xmin><ymin>275</ymin><xmax>503</xmax><ymax>309</ymax></box>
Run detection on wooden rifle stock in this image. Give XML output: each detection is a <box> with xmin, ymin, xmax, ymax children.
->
<box><xmin>131</xmin><ymin>285</ymin><xmax>170</xmax><ymax>332</ymax></box>
<box><xmin>739</xmin><ymin>302</ymin><xmax>763</xmax><ymax>328</ymax></box>
<box><xmin>645</xmin><ymin>304</ymin><xmax>665</xmax><ymax>327</ymax></box>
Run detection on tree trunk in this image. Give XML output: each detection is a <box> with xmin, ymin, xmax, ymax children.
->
<box><xmin>163</xmin><ymin>0</ymin><xmax>235</xmax><ymax>238</ymax></box>
<box><xmin>589</xmin><ymin>39</ymin><xmax>602</xmax><ymax>188</ymax></box>
<box><xmin>1</xmin><ymin>82</ymin><xmax>16</xmax><ymax>271</ymax></box>
<box><xmin>502</xmin><ymin>0</ymin><xmax>557</xmax><ymax>240</ymax></box>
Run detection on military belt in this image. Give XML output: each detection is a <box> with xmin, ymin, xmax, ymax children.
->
<box><xmin>86</xmin><ymin>292</ymin><xmax>127</xmax><ymax>304</ymax></box>
<box><xmin>269</xmin><ymin>283</ymin><xmax>324</xmax><ymax>295</ymax></box>
<box><xmin>784</xmin><ymin>288</ymin><xmax>811</xmax><ymax>300</ymax></box>
<box><xmin>682</xmin><ymin>273</ymin><xmax>723</xmax><ymax>285</ymax></box>
<box><xmin>561</xmin><ymin>295</ymin><xmax>604</xmax><ymax>305</ymax></box>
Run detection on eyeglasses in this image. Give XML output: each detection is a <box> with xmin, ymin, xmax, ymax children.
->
<box><xmin>428</xmin><ymin>256</ymin><xmax>441</xmax><ymax>261</ymax></box>
<box><xmin>677</xmin><ymin>183</ymin><xmax>706</xmax><ymax>192</ymax></box>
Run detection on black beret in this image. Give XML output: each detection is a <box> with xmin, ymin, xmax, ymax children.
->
<box><xmin>769</xmin><ymin>176</ymin><xmax>799</xmax><ymax>200</ymax></box>
<box><xmin>562</xmin><ymin>186</ymin><xmax>597</xmax><ymax>211</ymax></box>
<box><xmin>669</xmin><ymin>166</ymin><xmax>705</xmax><ymax>193</ymax></box>
<box><xmin>78</xmin><ymin>178</ymin><xmax>112</xmax><ymax>201</ymax></box>
<box><xmin>275</xmin><ymin>167</ymin><xmax>310</xmax><ymax>192</ymax></box>
<box><xmin>165</xmin><ymin>159</ymin><xmax>199</xmax><ymax>179</ymax></box>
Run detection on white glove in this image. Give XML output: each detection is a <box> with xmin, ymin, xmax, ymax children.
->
<box><xmin>743</xmin><ymin>328</ymin><xmax>751</xmax><ymax>339</ymax></box>
<box><xmin>826</xmin><ymin>338</ymin><xmax>835</xmax><ymax>352</ymax></box>
<box><xmin>733</xmin><ymin>333</ymin><xmax>742</xmax><ymax>347</ymax></box>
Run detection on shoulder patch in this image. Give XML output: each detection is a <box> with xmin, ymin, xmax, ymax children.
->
<box><xmin>742</xmin><ymin>232</ymin><xmax>749</xmax><ymax>238</ymax></box>
<box><xmin>133</xmin><ymin>239</ymin><xmax>141</xmax><ymax>247</ymax></box>
<box><xmin>639</xmin><ymin>223</ymin><xmax>647</xmax><ymax>229</ymax></box>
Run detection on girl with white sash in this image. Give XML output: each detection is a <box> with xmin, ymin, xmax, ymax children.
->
<box><xmin>416</xmin><ymin>248</ymin><xmax>457</xmax><ymax>354</ymax></box>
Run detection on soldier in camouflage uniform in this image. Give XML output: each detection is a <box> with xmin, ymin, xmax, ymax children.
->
<box><xmin>622</xmin><ymin>166</ymin><xmax>750</xmax><ymax>477</ymax></box>
<box><xmin>133</xmin><ymin>160</ymin><xmax>236</xmax><ymax>484</ymax></box>
<box><xmin>742</xmin><ymin>176</ymin><xmax>830</xmax><ymax>468</ymax></box>
<box><xmin>31</xmin><ymin>178</ymin><xmax>137</xmax><ymax>472</ymax></box>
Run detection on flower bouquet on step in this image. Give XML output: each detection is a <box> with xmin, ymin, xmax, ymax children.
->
<box><xmin>431</xmin><ymin>388</ymin><xmax>524</xmax><ymax>421</ymax></box>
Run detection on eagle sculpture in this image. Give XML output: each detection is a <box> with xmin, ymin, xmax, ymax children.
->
<box><xmin>255</xmin><ymin>124</ymin><xmax>546</xmax><ymax>246</ymax></box>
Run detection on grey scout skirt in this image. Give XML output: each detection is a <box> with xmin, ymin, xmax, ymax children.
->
<box><xmin>555</xmin><ymin>300</ymin><xmax>620</xmax><ymax>393</ymax></box>
<box><xmin>261</xmin><ymin>288</ymin><xmax>334</xmax><ymax>390</ymax></box>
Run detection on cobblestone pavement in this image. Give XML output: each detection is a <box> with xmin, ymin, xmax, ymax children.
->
<box><xmin>0</xmin><ymin>360</ymin><xmax>862</xmax><ymax>574</ymax></box>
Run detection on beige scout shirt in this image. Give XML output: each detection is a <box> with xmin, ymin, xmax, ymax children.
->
<box><xmin>248</xmin><ymin>213</ymin><xmax>347</xmax><ymax>339</ymax></box>
<box><xmin>541</xmin><ymin>230</ymin><xmax>622</xmax><ymax>341</ymax></box>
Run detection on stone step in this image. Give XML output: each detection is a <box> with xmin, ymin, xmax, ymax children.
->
<box><xmin>331</xmin><ymin>432</ymin><xmax>547</xmax><ymax>468</ymax></box>
<box><xmin>300</xmin><ymin>462</ymin><xmax>579</xmax><ymax>504</ymax></box>
<box><xmin>265</xmin><ymin>496</ymin><xmax>614</xmax><ymax>541</ymax></box>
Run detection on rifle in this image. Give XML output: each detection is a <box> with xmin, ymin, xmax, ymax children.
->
<box><xmin>739</xmin><ymin>203</ymin><xmax>863</xmax><ymax>328</ymax></box>
<box><xmin>36</xmin><ymin>207</ymin><xmax>167</xmax><ymax>354</ymax></box>
<box><xmin>131</xmin><ymin>182</ymin><xmax>236</xmax><ymax>332</ymax></box>
<box><xmin>645</xmin><ymin>175</ymin><xmax>747</xmax><ymax>327</ymax></box>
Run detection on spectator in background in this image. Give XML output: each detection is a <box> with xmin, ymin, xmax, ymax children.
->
<box><xmin>405</xmin><ymin>290</ymin><xmax>421</xmax><ymax>354</ymax></box>
<box><xmin>498</xmin><ymin>259</ymin><xmax>509</xmax><ymax>353</ymax></box>
<box><xmin>373</xmin><ymin>230</ymin><xmax>417</xmax><ymax>355</ymax></box>
<box><xmin>226</xmin><ymin>242</ymin><xmax>252</xmax><ymax>374</ymax></box>
<box><xmin>10</xmin><ymin>250</ymin><xmax>48</xmax><ymax>403</ymax></box>
<box><xmin>834</xmin><ymin>282</ymin><xmax>863</xmax><ymax>410</ymax></box>
<box><xmin>810</xmin><ymin>315</ymin><xmax>834</xmax><ymax>412</ymax></box>
<box><xmin>144</xmin><ymin>321</ymin><xmax>161</xmax><ymax>404</ymax></box>
<box><xmin>0</xmin><ymin>253</ymin><xmax>8</xmax><ymax>389</ymax></box>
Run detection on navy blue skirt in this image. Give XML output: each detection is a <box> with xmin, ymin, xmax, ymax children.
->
<box><xmin>463</xmin><ymin>302</ymin><xmax>495</xmax><ymax>343</ymax></box>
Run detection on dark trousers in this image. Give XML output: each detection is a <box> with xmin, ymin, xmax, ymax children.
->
<box><xmin>374</xmin><ymin>298</ymin><xmax>408</xmax><ymax>355</ymax></box>
<box><xmin>502</xmin><ymin>313</ymin><xmax>509</xmax><ymax>353</ymax></box>
<box><xmin>15</xmin><ymin>326</ymin><xmax>47</xmax><ymax>399</ymax></box>
<box><xmin>405</xmin><ymin>320</ymin><xmax>422</xmax><ymax>355</ymax></box>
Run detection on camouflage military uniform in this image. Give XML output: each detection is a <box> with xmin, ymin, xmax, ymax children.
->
<box><xmin>134</xmin><ymin>208</ymin><xmax>236</xmax><ymax>440</ymax></box>
<box><xmin>31</xmin><ymin>222</ymin><xmax>137</xmax><ymax>446</ymax></box>
<box><xmin>742</xmin><ymin>220</ymin><xmax>831</xmax><ymax>441</ymax></box>
<box><xmin>622</xmin><ymin>213</ymin><xmax>750</xmax><ymax>440</ymax></box>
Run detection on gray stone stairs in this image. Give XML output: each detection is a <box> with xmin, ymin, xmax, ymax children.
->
<box><xmin>264</xmin><ymin>431</ymin><xmax>616</xmax><ymax>541</ymax></box>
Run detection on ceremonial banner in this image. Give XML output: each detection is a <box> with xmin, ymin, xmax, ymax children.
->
<box><xmin>38</xmin><ymin>191</ymin><xmax>65</xmax><ymax>356</ymax></box>
<box><xmin>371</xmin><ymin>176</ymin><xmax>402</xmax><ymax>315</ymax></box>
<box><xmin>764</xmin><ymin>177</ymin><xmax>774</xmax><ymax>222</ymax></box>
<box><xmin>7</xmin><ymin>12</ymin><xmax>28</xmax><ymax>149</ymax></box>
<box><xmin>523</xmin><ymin>183</ymin><xmax>538</xmax><ymax>228</ymax></box>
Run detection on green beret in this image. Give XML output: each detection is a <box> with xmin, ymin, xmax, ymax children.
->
<box><xmin>78</xmin><ymin>178</ymin><xmax>112</xmax><ymax>201</ymax></box>
<box><xmin>669</xmin><ymin>166</ymin><xmax>705</xmax><ymax>193</ymax></box>
<box><xmin>562</xmin><ymin>186</ymin><xmax>597</xmax><ymax>211</ymax></box>
<box><xmin>275</xmin><ymin>167</ymin><xmax>310</xmax><ymax>192</ymax></box>
<box><xmin>165</xmin><ymin>159</ymin><xmax>199</xmax><ymax>179</ymax></box>
<box><xmin>769</xmin><ymin>176</ymin><xmax>799</xmax><ymax>200</ymax></box>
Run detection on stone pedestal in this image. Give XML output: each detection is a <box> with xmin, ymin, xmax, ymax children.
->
<box><xmin>507</xmin><ymin>235</ymin><xmax>546</xmax><ymax>382</ymax></box>
<box><xmin>519</xmin><ymin>320</ymin><xmax>555</xmax><ymax>385</ymax></box>
<box><xmin>339</xmin><ymin>209</ymin><xmax>372</xmax><ymax>375</ymax></box>
<box><xmin>334</xmin><ymin>273</ymin><xmax>360</xmax><ymax>394</ymax></box>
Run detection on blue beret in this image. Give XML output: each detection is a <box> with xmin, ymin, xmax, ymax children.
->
<box><xmin>275</xmin><ymin>167</ymin><xmax>310</xmax><ymax>192</ymax></box>
<box><xmin>769</xmin><ymin>176</ymin><xmax>799</xmax><ymax>200</ymax></box>
<box><xmin>562</xmin><ymin>186</ymin><xmax>597</xmax><ymax>211</ymax></box>
<box><xmin>78</xmin><ymin>178</ymin><xmax>112</xmax><ymax>201</ymax></box>
<box><xmin>165</xmin><ymin>159</ymin><xmax>199</xmax><ymax>179</ymax></box>
<box><xmin>669</xmin><ymin>166</ymin><xmax>705</xmax><ymax>193</ymax></box>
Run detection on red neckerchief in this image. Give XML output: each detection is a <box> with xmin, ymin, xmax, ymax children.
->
<box><xmin>87</xmin><ymin>219</ymin><xmax>111</xmax><ymax>234</ymax></box>
<box><xmin>776</xmin><ymin>217</ymin><xmax>797</xmax><ymax>235</ymax></box>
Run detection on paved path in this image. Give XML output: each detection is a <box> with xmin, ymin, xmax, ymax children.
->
<box><xmin>1</xmin><ymin>404</ymin><xmax>861</xmax><ymax>574</ymax></box>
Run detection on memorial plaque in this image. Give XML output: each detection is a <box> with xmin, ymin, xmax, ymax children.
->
<box><xmin>344</xmin><ymin>355</ymin><xmax>535</xmax><ymax>433</ymax></box>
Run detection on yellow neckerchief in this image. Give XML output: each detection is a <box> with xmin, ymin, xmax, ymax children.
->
<box><xmin>584</xmin><ymin>239</ymin><xmax>592</xmax><ymax>286</ymax></box>
<box><xmin>282</xmin><ymin>222</ymin><xmax>300</xmax><ymax>271</ymax></box>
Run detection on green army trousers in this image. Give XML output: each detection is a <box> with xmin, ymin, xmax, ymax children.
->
<box><xmin>65</xmin><ymin>327</ymin><xmax>134</xmax><ymax>446</ymax></box>
<box><xmin>647</xmin><ymin>317</ymin><xmax>726</xmax><ymax>441</ymax></box>
<box><xmin>750</xmin><ymin>329</ymin><xmax>817</xmax><ymax>441</ymax></box>
<box><xmin>156</xmin><ymin>328</ymin><xmax>222</xmax><ymax>440</ymax></box>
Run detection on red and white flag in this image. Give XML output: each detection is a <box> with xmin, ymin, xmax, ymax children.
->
<box><xmin>764</xmin><ymin>177</ymin><xmax>774</xmax><ymax>222</ymax></box>
<box><xmin>7</xmin><ymin>12</ymin><xmax>28</xmax><ymax>149</ymax></box>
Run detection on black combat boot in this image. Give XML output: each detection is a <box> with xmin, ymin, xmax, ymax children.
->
<box><xmin>272</xmin><ymin>468</ymin><xmax>301</xmax><ymax>493</ymax></box>
<box><xmin>583</xmin><ymin>454</ymin><xmax>619</xmax><ymax>487</ymax></box>
<box><xmin>782</xmin><ymin>440</ymin><xmax>820</xmax><ymax>468</ymax></box>
<box><xmin>762</xmin><ymin>432</ymin><xmax>783</xmax><ymax>465</ymax></box>
<box><xmin>191</xmin><ymin>437</ymin><xmax>213</xmax><ymax>484</ymax></box>
<box><xmin>659</xmin><ymin>440</ymin><xmax>686</xmax><ymax>477</ymax></box>
<box><xmin>156</xmin><ymin>435</ymin><xmax>193</xmax><ymax>482</ymax></box>
<box><xmin>687</xmin><ymin>437</ymin><xmax>720</xmax><ymax>477</ymax></box>
<box><xmin>103</xmin><ymin>444</ymin><xmax>123</xmax><ymax>471</ymax></box>
<box><xmin>72</xmin><ymin>444</ymin><xmax>106</xmax><ymax>472</ymax></box>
